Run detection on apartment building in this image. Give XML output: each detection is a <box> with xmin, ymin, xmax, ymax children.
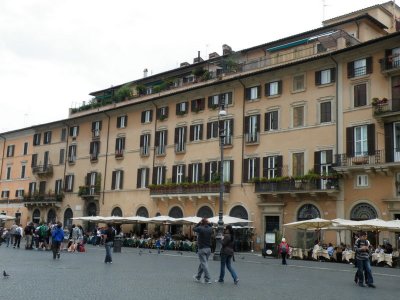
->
<box><xmin>1</xmin><ymin>1</ymin><xmax>399</xmax><ymax>248</ymax></box>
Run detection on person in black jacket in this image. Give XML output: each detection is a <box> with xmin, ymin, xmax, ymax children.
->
<box><xmin>215</xmin><ymin>225</ymin><xmax>239</xmax><ymax>284</ymax></box>
<box><xmin>193</xmin><ymin>218</ymin><xmax>213</xmax><ymax>284</ymax></box>
<box><xmin>103</xmin><ymin>223</ymin><xmax>115</xmax><ymax>264</ymax></box>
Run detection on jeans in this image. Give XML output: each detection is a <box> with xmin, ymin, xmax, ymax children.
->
<box><xmin>357</xmin><ymin>259</ymin><xmax>373</xmax><ymax>284</ymax></box>
<box><xmin>52</xmin><ymin>241</ymin><xmax>61</xmax><ymax>259</ymax></box>
<box><xmin>218</xmin><ymin>254</ymin><xmax>238</xmax><ymax>282</ymax></box>
<box><xmin>281</xmin><ymin>252</ymin><xmax>287</xmax><ymax>265</ymax></box>
<box><xmin>105</xmin><ymin>241</ymin><xmax>113</xmax><ymax>263</ymax></box>
<box><xmin>196</xmin><ymin>247</ymin><xmax>211</xmax><ymax>281</ymax></box>
<box><xmin>13</xmin><ymin>235</ymin><xmax>21</xmax><ymax>248</ymax></box>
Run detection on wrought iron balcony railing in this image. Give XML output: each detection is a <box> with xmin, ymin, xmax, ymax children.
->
<box><xmin>255</xmin><ymin>178</ymin><xmax>339</xmax><ymax>194</ymax></box>
<box><xmin>149</xmin><ymin>182</ymin><xmax>230</xmax><ymax>195</ymax></box>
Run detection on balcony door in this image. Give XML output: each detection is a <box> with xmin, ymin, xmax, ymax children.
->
<box><xmin>392</xmin><ymin>75</ymin><xmax>400</xmax><ymax>111</ymax></box>
<box><xmin>394</xmin><ymin>122</ymin><xmax>400</xmax><ymax>162</ymax></box>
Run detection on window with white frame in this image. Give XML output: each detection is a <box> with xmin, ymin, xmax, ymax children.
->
<box><xmin>6</xmin><ymin>166</ymin><xmax>11</xmax><ymax>180</ymax></box>
<box><xmin>176</xmin><ymin>102</ymin><xmax>188</xmax><ymax>115</ymax></box>
<box><xmin>21</xmin><ymin>165</ymin><xmax>26</xmax><ymax>179</ymax></box>
<box><xmin>173</xmin><ymin>164</ymin><xmax>185</xmax><ymax>184</ymax></box>
<box><xmin>15</xmin><ymin>189</ymin><xmax>24</xmax><ymax>198</ymax></box>
<box><xmin>293</xmin><ymin>106</ymin><xmax>305</xmax><ymax>127</ymax></box>
<box><xmin>207</xmin><ymin>121</ymin><xmax>219</xmax><ymax>139</ymax></box>
<box><xmin>70</xmin><ymin>126</ymin><xmax>79</xmax><ymax>137</ymax></box>
<box><xmin>111</xmin><ymin>170</ymin><xmax>124</xmax><ymax>190</ymax></box>
<box><xmin>245</xmin><ymin>85</ymin><xmax>261</xmax><ymax>100</ymax></box>
<box><xmin>55</xmin><ymin>179</ymin><xmax>63</xmax><ymax>195</ymax></box>
<box><xmin>245</xmin><ymin>115</ymin><xmax>260</xmax><ymax>143</ymax></box>
<box><xmin>28</xmin><ymin>182</ymin><xmax>36</xmax><ymax>195</ymax></box>
<box><xmin>33</xmin><ymin>133</ymin><xmax>41</xmax><ymax>146</ymax></box>
<box><xmin>175</xmin><ymin>127</ymin><xmax>186</xmax><ymax>153</ymax></box>
<box><xmin>356</xmin><ymin>174</ymin><xmax>368</xmax><ymax>187</ymax></box>
<box><xmin>315</xmin><ymin>69</ymin><xmax>335</xmax><ymax>85</ymax></box>
<box><xmin>91</xmin><ymin>121</ymin><xmax>101</xmax><ymax>137</ymax></box>
<box><xmin>265</xmin><ymin>110</ymin><xmax>279</xmax><ymax>131</ymax></box>
<box><xmin>320</xmin><ymin>101</ymin><xmax>332</xmax><ymax>123</ymax></box>
<box><xmin>153</xmin><ymin>166</ymin><xmax>166</xmax><ymax>185</ymax></box>
<box><xmin>140</xmin><ymin>134</ymin><xmax>150</xmax><ymax>156</ymax></box>
<box><xmin>137</xmin><ymin>168</ymin><xmax>149</xmax><ymax>188</ymax></box>
<box><xmin>1</xmin><ymin>190</ymin><xmax>10</xmax><ymax>198</ymax></box>
<box><xmin>23</xmin><ymin>142</ymin><xmax>28</xmax><ymax>155</ymax></box>
<box><xmin>354</xmin><ymin>125</ymin><xmax>368</xmax><ymax>156</ymax></box>
<box><xmin>7</xmin><ymin>145</ymin><xmax>15</xmax><ymax>157</ymax></box>
<box><xmin>115</xmin><ymin>137</ymin><xmax>125</xmax><ymax>156</ymax></box>
<box><xmin>353</xmin><ymin>83</ymin><xmax>367</xmax><ymax>107</ymax></box>
<box><xmin>221</xmin><ymin>119</ymin><xmax>233</xmax><ymax>145</ymax></box>
<box><xmin>155</xmin><ymin>130</ymin><xmax>167</xmax><ymax>155</ymax></box>
<box><xmin>43</xmin><ymin>131</ymin><xmax>52</xmax><ymax>144</ymax></box>
<box><xmin>190</xmin><ymin>124</ymin><xmax>203</xmax><ymax>142</ymax></box>
<box><xmin>396</xmin><ymin>172</ymin><xmax>400</xmax><ymax>196</ymax></box>
<box><xmin>293</xmin><ymin>74</ymin><xmax>305</xmax><ymax>91</ymax></box>
<box><xmin>292</xmin><ymin>152</ymin><xmax>304</xmax><ymax>177</ymax></box>
<box><xmin>68</xmin><ymin>144</ymin><xmax>77</xmax><ymax>163</ymax></box>
<box><xmin>264</xmin><ymin>156</ymin><xmax>282</xmax><ymax>179</ymax></box>
<box><xmin>189</xmin><ymin>163</ymin><xmax>202</xmax><ymax>183</ymax></box>
<box><xmin>141</xmin><ymin>110</ymin><xmax>153</xmax><ymax>123</ymax></box>
<box><xmin>354</xmin><ymin>59</ymin><xmax>367</xmax><ymax>77</ymax></box>
<box><xmin>65</xmin><ymin>175</ymin><xmax>74</xmax><ymax>192</ymax></box>
<box><xmin>117</xmin><ymin>115</ymin><xmax>127</xmax><ymax>128</ymax></box>
<box><xmin>265</xmin><ymin>81</ymin><xmax>282</xmax><ymax>97</ymax></box>
<box><xmin>222</xmin><ymin>160</ymin><xmax>232</xmax><ymax>182</ymax></box>
<box><xmin>243</xmin><ymin>157</ymin><xmax>260</xmax><ymax>182</ymax></box>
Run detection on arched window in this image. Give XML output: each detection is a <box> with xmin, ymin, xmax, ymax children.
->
<box><xmin>169</xmin><ymin>206</ymin><xmax>183</xmax><ymax>218</ymax></box>
<box><xmin>350</xmin><ymin>203</ymin><xmax>377</xmax><ymax>220</ymax></box>
<box><xmin>229</xmin><ymin>205</ymin><xmax>248</xmax><ymax>220</ymax></box>
<box><xmin>64</xmin><ymin>208</ymin><xmax>73</xmax><ymax>228</ymax></box>
<box><xmin>87</xmin><ymin>202</ymin><xmax>97</xmax><ymax>216</ymax></box>
<box><xmin>32</xmin><ymin>209</ymin><xmax>40</xmax><ymax>224</ymax></box>
<box><xmin>197</xmin><ymin>206</ymin><xmax>214</xmax><ymax>218</ymax></box>
<box><xmin>111</xmin><ymin>207</ymin><xmax>123</xmax><ymax>217</ymax></box>
<box><xmin>136</xmin><ymin>206</ymin><xmax>149</xmax><ymax>218</ymax></box>
<box><xmin>47</xmin><ymin>209</ymin><xmax>56</xmax><ymax>224</ymax></box>
<box><xmin>155</xmin><ymin>212</ymin><xmax>161</xmax><ymax>217</ymax></box>
<box><xmin>297</xmin><ymin>204</ymin><xmax>320</xmax><ymax>221</ymax></box>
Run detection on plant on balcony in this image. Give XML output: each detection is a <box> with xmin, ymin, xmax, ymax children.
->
<box><xmin>201</xmin><ymin>70</ymin><xmax>212</xmax><ymax>81</ymax></box>
<box><xmin>371</xmin><ymin>97</ymin><xmax>388</xmax><ymax>107</ymax></box>
<box><xmin>114</xmin><ymin>84</ymin><xmax>132</xmax><ymax>103</ymax></box>
<box><xmin>192</xmin><ymin>67</ymin><xmax>206</xmax><ymax>78</ymax></box>
<box><xmin>159</xmin><ymin>114</ymin><xmax>167</xmax><ymax>121</ymax></box>
<box><xmin>78</xmin><ymin>186</ymin><xmax>88</xmax><ymax>196</ymax></box>
<box><xmin>136</xmin><ymin>84</ymin><xmax>146</xmax><ymax>96</ymax></box>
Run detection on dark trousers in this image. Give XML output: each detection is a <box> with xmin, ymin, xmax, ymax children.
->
<box><xmin>13</xmin><ymin>235</ymin><xmax>21</xmax><ymax>248</ymax></box>
<box><xmin>52</xmin><ymin>241</ymin><xmax>61</xmax><ymax>259</ymax></box>
<box><xmin>281</xmin><ymin>252</ymin><xmax>287</xmax><ymax>265</ymax></box>
<box><xmin>357</xmin><ymin>259</ymin><xmax>373</xmax><ymax>284</ymax></box>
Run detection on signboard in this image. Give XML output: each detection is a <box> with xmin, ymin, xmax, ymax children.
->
<box><xmin>265</xmin><ymin>233</ymin><xmax>275</xmax><ymax>244</ymax></box>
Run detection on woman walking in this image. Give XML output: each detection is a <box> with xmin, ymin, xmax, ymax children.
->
<box><xmin>215</xmin><ymin>225</ymin><xmax>239</xmax><ymax>284</ymax></box>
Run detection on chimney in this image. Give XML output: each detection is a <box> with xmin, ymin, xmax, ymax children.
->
<box><xmin>193</xmin><ymin>51</ymin><xmax>203</xmax><ymax>64</ymax></box>
<box><xmin>180</xmin><ymin>62</ymin><xmax>190</xmax><ymax>67</ymax></box>
<box><xmin>143</xmin><ymin>68</ymin><xmax>148</xmax><ymax>78</ymax></box>
<box><xmin>222</xmin><ymin>44</ymin><xmax>233</xmax><ymax>55</ymax></box>
<box><xmin>208</xmin><ymin>52</ymin><xmax>220</xmax><ymax>59</ymax></box>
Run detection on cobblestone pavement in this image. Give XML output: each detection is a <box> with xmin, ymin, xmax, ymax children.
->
<box><xmin>0</xmin><ymin>243</ymin><xmax>399</xmax><ymax>300</ymax></box>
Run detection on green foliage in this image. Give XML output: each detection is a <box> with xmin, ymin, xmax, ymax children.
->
<box><xmin>114</xmin><ymin>84</ymin><xmax>132</xmax><ymax>102</ymax></box>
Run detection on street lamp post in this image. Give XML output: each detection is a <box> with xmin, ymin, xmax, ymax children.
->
<box><xmin>213</xmin><ymin>103</ymin><xmax>226</xmax><ymax>261</ymax></box>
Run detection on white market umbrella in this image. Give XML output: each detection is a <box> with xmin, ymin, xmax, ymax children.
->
<box><xmin>208</xmin><ymin>215</ymin><xmax>253</xmax><ymax>225</ymax></box>
<box><xmin>147</xmin><ymin>216</ymin><xmax>176</xmax><ymax>224</ymax></box>
<box><xmin>349</xmin><ymin>218</ymin><xmax>392</xmax><ymax>231</ymax></box>
<box><xmin>123</xmin><ymin>216</ymin><xmax>150</xmax><ymax>223</ymax></box>
<box><xmin>283</xmin><ymin>218</ymin><xmax>333</xmax><ymax>230</ymax></box>
<box><xmin>0</xmin><ymin>215</ymin><xmax>16</xmax><ymax>221</ymax></box>
<box><xmin>71</xmin><ymin>216</ymin><xmax>104</xmax><ymax>222</ymax></box>
<box><xmin>386</xmin><ymin>220</ymin><xmax>400</xmax><ymax>231</ymax></box>
<box><xmin>175</xmin><ymin>216</ymin><xmax>202</xmax><ymax>224</ymax></box>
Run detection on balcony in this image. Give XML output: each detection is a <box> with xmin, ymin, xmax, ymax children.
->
<box><xmin>32</xmin><ymin>164</ymin><xmax>53</xmax><ymax>176</ymax></box>
<box><xmin>373</xmin><ymin>98</ymin><xmax>400</xmax><ymax>118</ymax></box>
<box><xmin>23</xmin><ymin>193</ymin><xmax>64</xmax><ymax>207</ymax></box>
<box><xmin>255</xmin><ymin>178</ymin><xmax>339</xmax><ymax>196</ymax></box>
<box><xmin>380</xmin><ymin>55</ymin><xmax>400</xmax><ymax>74</ymax></box>
<box><xmin>149</xmin><ymin>182</ymin><xmax>230</xmax><ymax>202</ymax></box>
<box><xmin>78</xmin><ymin>185</ymin><xmax>100</xmax><ymax>200</ymax></box>
<box><xmin>335</xmin><ymin>151</ymin><xmax>385</xmax><ymax>168</ymax></box>
<box><xmin>115</xmin><ymin>150</ymin><xmax>124</xmax><ymax>159</ymax></box>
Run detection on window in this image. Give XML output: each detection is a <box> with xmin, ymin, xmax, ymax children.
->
<box><xmin>191</xmin><ymin>98</ymin><xmax>205</xmax><ymax>112</ymax></box>
<box><xmin>292</xmin><ymin>152</ymin><xmax>304</xmax><ymax>177</ymax></box>
<box><xmin>43</xmin><ymin>131</ymin><xmax>52</xmax><ymax>144</ymax></box>
<box><xmin>183</xmin><ymin>75</ymin><xmax>195</xmax><ymax>84</ymax></box>
<box><xmin>245</xmin><ymin>85</ymin><xmax>261</xmax><ymax>100</ymax></box>
<box><xmin>65</xmin><ymin>174</ymin><xmax>74</xmax><ymax>192</ymax></box>
<box><xmin>91</xmin><ymin>121</ymin><xmax>102</xmax><ymax>137</ymax></box>
<box><xmin>204</xmin><ymin>161</ymin><xmax>218</xmax><ymax>182</ymax></box>
<box><xmin>265</xmin><ymin>111</ymin><xmax>279</xmax><ymax>131</ymax></box>
<box><xmin>59</xmin><ymin>149</ymin><xmax>65</xmax><ymax>164</ymax></box>
<box><xmin>61</xmin><ymin>128</ymin><xmax>67</xmax><ymax>142</ymax></box>
<box><xmin>174</xmin><ymin>126</ymin><xmax>187</xmax><ymax>153</ymax></box>
<box><xmin>31</xmin><ymin>154</ymin><xmax>38</xmax><ymax>168</ymax></box>
<box><xmin>293</xmin><ymin>74</ymin><xmax>305</xmax><ymax>91</ymax></box>
<box><xmin>157</xmin><ymin>107</ymin><xmax>169</xmax><ymax>120</ymax></box>
<box><xmin>141</xmin><ymin>110</ymin><xmax>153</xmax><ymax>123</ymax></box>
<box><xmin>115</xmin><ymin>137</ymin><xmax>125</xmax><ymax>157</ymax></box>
<box><xmin>354</xmin><ymin>83</ymin><xmax>367</xmax><ymax>107</ymax></box>
<box><xmin>208</xmin><ymin>92</ymin><xmax>233</xmax><ymax>108</ymax></box>
<box><xmin>188</xmin><ymin>163</ymin><xmax>202</xmax><ymax>183</ymax></box>
<box><xmin>68</xmin><ymin>145</ymin><xmax>77</xmax><ymax>163</ymax></box>
<box><xmin>140</xmin><ymin>134</ymin><xmax>150</xmax><ymax>156</ymax></box>
<box><xmin>347</xmin><ymin>57</ymin><xmax>372</xmax><ymax>78</ymax></box>
<box><xmin>356</xmin><ymin>175</ymin><xmax>368</xmax><ymax>187</ymax></box>
<box><xmin>190</xmin><ymin>124</ymin><xmax>203</xmax><ymax>142</ymax></box>
<box><xmin>21</xmin><ymin>165</ymin><xmax>26</xmax><ymax>179</ymax></box>
<box><xmin>137</xmin><ymin>168</ymin><xmax>149</xmax><ymax>188</ymax></box>
<box><xmin>243</xmin><ymin>157</ymin><xmax>260</xmax><ymax>182</ymax></box>
<box><xmin>1</xmin><ymin>190</ymin><xmax>10</xmax><ymax>198</ymax></box>
<box><xmin>111</xmin><ymin>170</ymin><xmax>124</xmax><ymax>190</ymax></box>
<box><xmin>265</xmin><ymin>80</ymin><xmax>282</xmax><ymax>97</ymax></box>
<box><xmin>263</xmin><ymin>156</ymin><xmax>283</xmax><ymax>178</ymax></box>
<box><xmin>6</xmin><ymin>166</ymin><xmax>11</xmax><ymax>180</ymax></box>
<box><xmin>23</xmin><ymin>142</ymin><xmax>28</xmax><ymax>155</ymax></box>
<box><xmin>206</xmin><ymin>121</ymin><xmax>219</xmax><ymax>139</ymax></box>
<box><xmin>314</xmin><ymin>150</ymin><xmax>333</xmax><ymax>189</ymax></box>
<box><xmin>315</xmin><ymin>68</ymin><xmax>335</xmax><ymax>85</ymax></box>
<box><xmin>176</xmin><ymin>102</ymin><xmax>188</xmax><ymax>115</ymax></box>
<box><xmin>172</xmin><ymin>164</ymin><xmax>186</xmax><ymax>184</ymax></box>
<box><xmin>89</xmin><ymin>141</ymin><xmax>100</xmax><ymax>161</ymax></box>
<box><xmin>15</xmin><ymin>189</ymin><xmax>24</xmax><ymax>198</ymax></box>
<box><xmin>221</xmin><ymin>119</ymin><xmax>234</xmax><ymax>145</ymax></box>
<box><xmin>55</xmin><ymin>179</ymin><xmax>63</xmax><ymax>195</ymax></box>
<box><xmin>346</xmin><ymin>124</ymin><xmax>375</xmax><ymax>158</ymax></box>
<box><xmin>28</xmin><ymin>182</ymin><xmax>36</xmax><ymax>195</ymax></box>
<box><xmin>220</xmin><ymin>92</ymin><xmax>233</xmax><ymax>106</ymax></box>
<box><xmin>85</xmin><ymin>172</ymin><xmax>99</xmax><ymax>195</ymax></box>
<box><xmin>293</xmin><ymin>106</ymin><xmax>304</xmax><ymax>127</ymax></box>
<box><xmin>6</xmin><ymin>145</ymin><xmax>15</xmax><ymax>157</ymax></box>
<box><xmin>117</xmin><ymin>115</ymin><xmax>128</xmax><ymax>128</ymax></box>
<box><xmin>222</xmin><ymin>160</ymin><xmax>234</xmax><ymax>183</ymax></box>
<box><xmin>320</xmin><ymin>102</ymin><xmax>332</xmax><ymax>123</ymax></box>
<box><xmin>245</xmin><ymin>115</ymin><xmax>260</xmax><ymax>143</ymax></box>
<box><xmin>152</xmin><ymin>166</ymin><xmax>166</xmax><ymax>185</ymax></box>
<box><xmin>69</xmin><ymin>126</ymin><xmax>79</xmax><ymax>138</ymax></box>
<box><xmin>208</xmin><ymin>95</ymin><xmax>220</xmax><ymax>108</ymax></box>
<box><xmin>39</xmin><ymin>181</ymin><xmax>46</xmax><ymax>195</ymax></box>
<box><xmin>33</xmin><ymin>133</ymin><xmax>41</xmax><ymax>146</ymax></box>
<box><xmin>155</xmin><ymin>130</ymin><xmax>167</xmax><ymax>156</ymax></box>
<box><xmin>396</xmin><ymin>172</ymin><xmax>400</xmax><ymax>196</ymax></box>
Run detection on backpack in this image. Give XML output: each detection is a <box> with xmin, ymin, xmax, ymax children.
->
<box><xmin>281</xmin><ymin>243</ymin><xmax>287</xmax><ymax>253</ymax></box>
<box><xmin>39</xmin><ymin>225</ymin><xmax>48</xmax><ymax>238</ymax></box>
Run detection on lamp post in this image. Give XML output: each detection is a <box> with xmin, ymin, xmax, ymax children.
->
<box><xmin>213</xmin><ymin>102</ymin><xmax>226</xmax><ymax>261</ymax></box>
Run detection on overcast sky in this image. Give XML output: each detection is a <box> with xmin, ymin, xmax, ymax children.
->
<box><xmin>0</xmin><ymin>0</ymin><xmax>386</xmax><ymax>133</ymax></box>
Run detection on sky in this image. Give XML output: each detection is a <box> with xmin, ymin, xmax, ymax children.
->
<box><xmin>0</xmin><ymin>0</ymin><xmax>388</xmax><ymax>133</ymax></box>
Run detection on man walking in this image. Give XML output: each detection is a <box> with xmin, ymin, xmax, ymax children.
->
<box><xmin>103</xmin><ymin>223</ymin><xmax>115</xmax><ymax>264</ymax></box>
<box><xmin>354</xmin><ymin>231</ymin><xmax>375</xmax><ymax>288</ymax></box>
<box><xmin>193</xmin><ymin>218</ymin><xmax>213</xmax><ymax>284</ymax></box>
<box><xmin>51</xmin><ymin>222</ymin><xmax>64</xmax><ymax>259</ymax></box>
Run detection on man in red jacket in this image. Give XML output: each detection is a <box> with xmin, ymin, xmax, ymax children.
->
<box><xmin>278</xmin><ymin>238</ymin><xmax>289</xmax><ymax>265</ymax></box>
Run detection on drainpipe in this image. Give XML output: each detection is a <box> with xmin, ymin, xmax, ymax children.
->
<box><xmin>0</xmin><ymin>134</ymin><xmax>6</xmax><ymax>181</ymax></box>
<box><xmin>151</xmin><ymin>101</ymin><xmax>158</xmax><ymax>173</ymax></box>
<box><xmin>238</xmin><ymin>79</ymin><xmax>246</xmax><ymax>187</ymax></box>
<box><xmin>102</xmin><ymin>112</ymin><xmax>111</xmax><ymax>206</ymax></box>
<box><xmin>329</xmin><ymin>55</ymin><xmax>339</xmax><ymax>161</ymax></box>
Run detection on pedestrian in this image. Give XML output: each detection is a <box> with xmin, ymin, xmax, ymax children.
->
<box><xmin>278</xmin><ymin>237</ymin><xmax>289</xmax><ymax>265</ymax></box>
<box><xmin>51</xmin><ymin>222</ymin><xmax>64</xmax><ymax>259</ymax></box>
<box><xmin>193</xmin><ymin>218</ymin><xmax>213</xmax><ymax>284</ymax></box>
<box><xmin>103</xmin><ymin>223</ymin><xmax>115</xmax><ymax>264</ymax></box>
<box><xmin>13</xmin><ymin>224</ymin><xmax>23</xmax><ymax>248</ymax></box>
<box><xmin>9</xmin><ymin>222</ymin><xmax>18</xmax><ymax>246</ymax></box>
<box><xmin>24</xmin><ymin>222</ymin><xmax>34</xmax><ymax>249</ymax></box>
<box><xmin>354</xmin><ymin>231</ymin><xmax>375</xmax><ymax>288</ymax></box>
<box><xmin>215</xmin><ymin>225</ymin><xmax>239</xmax><ymax>284</ymax></box>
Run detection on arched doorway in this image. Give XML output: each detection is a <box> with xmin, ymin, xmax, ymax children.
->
<box><xmin>197</xmin><ymin>206</ymin><xmax>214</xmax><ymax>218</ymax></box>
<box><xmin>136</xmin><ymin>206</ymin><xmax>149</xmax><ymax>235</ymax></box>
<box><xmin>111</xmin><ymin>207</ymin><xmax>123</xmax><ymax>216</ymax></box>
<box><xmin>229</xmin><ymin>205</ymin><xmax>249</xmax><ymax>220</ymax></box>
<box><xmin>32</xmin><ymin>209</ymin><xmax>41</xmax><ymax>224</ymax></box>
<box><xmin>229</xmin><ymin>205</ymin><xmax>250</xmax><ymax>251</ymax></box>
<box><xmin>47</xmin><ymin>209</ymin><xmax>56</xmax><ymax>224</ymax></box>
<box><xmin>86</xmin><ymin>203</ymin><xmax>97</xmax><ymax>232</ymax></box>
<box><xmin>64</xmin><ymin>208</ymin><xmax>73</xmax><ymax>229</ymax></box>
<box><xmin>169</xmin><ymin>206</ymin><xmax>183</xmax><ymax>235</ymax></box>
<box><xmin>297</xmin><ymin>204</ymin><xmax>321</xmax><ymax>248</ymax></box>
<box><xmin>351</xmin><ymin>203</ymin><xmax>378</xmax><ymax>246</ymax></box>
